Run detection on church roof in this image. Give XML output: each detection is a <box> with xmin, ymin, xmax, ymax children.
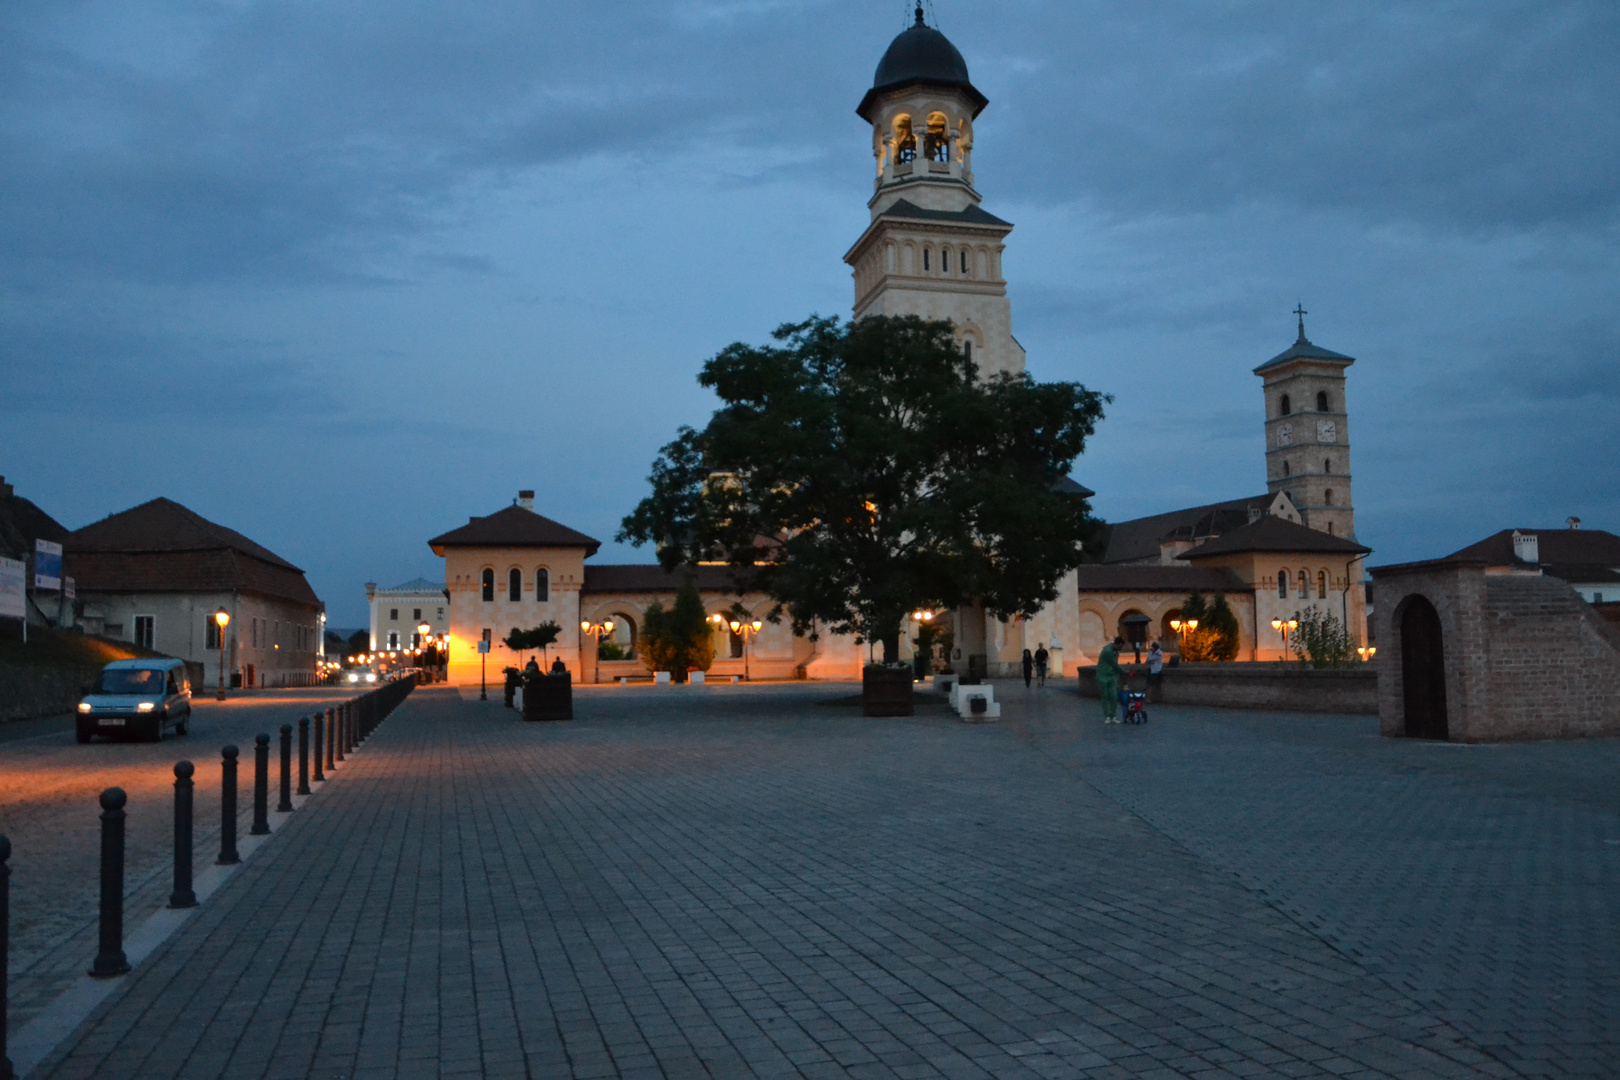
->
<box><xmin>1254</xmin><ymin>332</ymin><xmax>1355</xmax><ymax>374</ymax></box>
<box><xmin>858</xmin><ymin>7</ymin><xmax>988</xmax><ymax>121</ymax></box>
<box><xmin>428</xmin><ymin>505</ymin><xmax>601</xmax><ymax>556</ymax></box>
<box><xmin>376</xmin><ymin>576</ymin><xmax>443</xmax><ymax>595</ymax></box>
<box><xmin>1100</xmin><ymin>495</ymin><xmax>1275</xmax><ymax>564</ymax></box>
<box><xmin>65</xmin><ymin>498</ymin><xmax>321</xmax><ymax>608</ymax></box>
<box><xmin>877</xmin><ymin>199</ymin><xmax>1011</xmax><ymax>228</ymax></box>
<box><xmin>1177</xmin><ymin>515</ymin><xmax>1370</xmax><ymax>560</ymax></box>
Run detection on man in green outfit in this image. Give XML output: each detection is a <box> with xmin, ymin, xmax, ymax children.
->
<box><xmin>1096</xmin><ymin>635</ymin><xmax>1124</xmax><ymax>723</ymax></box>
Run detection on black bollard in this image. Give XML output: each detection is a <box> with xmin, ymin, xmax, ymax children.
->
<box><xmin>251</xmin><ymin>734</ymin><xmax>270</xmax><ymax>835</ymax></box>
<box><xmin>298</xmin><ymin>717</ymin><xmax>311</xmax><ymax>795</ymax></box>
<box><xmin>325</xmin><ymin>707</ymin><xmax>337</xmax><ymax>771</ymax></box>
<box><xmin>334</xmin><ymin>705</ymin><xmax>346</xmax><ymax>763</ymax></box>
<box><xmin>169</xmin><ymin>762</ymin><xmax>197</xmax><ymax>909</ymax></box>
<box><xmin>89</xmin><ymin>787</ymin><xmax>130</xmax><ymax>978</ymax></box>
<box><xmin>277</xmin><ymin>724</ymin><xmax>293</xmax><ymax>812</ymax></box>
<box><xmin>313</xmin><ymin>712</ymin><xmax>325</xmax><ymax>782</ymax></box>
<box><xmin>219</xmin><ymin>746</ymin><xmax>240</xmax><ymax>865</ymax></box>
<box><xmin>2</xmin><ymin>834</ymin><xmax>13</xmax><ymax>1080</ymax></box>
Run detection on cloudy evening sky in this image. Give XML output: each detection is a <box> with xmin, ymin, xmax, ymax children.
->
<box><xmin>3</xmin><ymin>0</ymin><xmax>1616</xmax><ymax>627</ymax></box>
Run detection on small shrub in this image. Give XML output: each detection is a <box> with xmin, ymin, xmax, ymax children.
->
<box><xmin>1291</xmin><ymin>607</ymin><xmax>1355</xmax><ymax>667</ymax></box>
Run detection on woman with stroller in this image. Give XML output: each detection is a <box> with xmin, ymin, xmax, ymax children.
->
<box><xmin>1096</xmin><ymin>636</ymin><xmax>1125</xmax><ymax>723</ymax></box>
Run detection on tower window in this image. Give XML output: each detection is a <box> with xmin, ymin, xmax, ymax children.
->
<box><xmin>961</xmin><ymin>250</ymin><xmax>969</xmax><ymax>274</ymax></box>
<box><xmin>924</xmin><ymin>112</ymin><xmax>950</xmax><ymax>162</ymax></box>
<box><xmin>535</xmin><ymin>568</ymin><xmax>549</xmax><ymax>603</ymax></box>
<box><xmin>1325</xmin><ymin>488</ymin><xmax>1334</xmax><ymax>506</ymax></box>
<box><xmin>963</xmin><ymin>340</ymin><xmax>972</xmax><ymax>362</ymax></box>
<box><xmin>1317</xmin><ymin>390</ymin><xmax>1330</xmax><ymax>411</ymax></box>
<box><xmin>1280</xmin><ymin>394</ymin><xmax>1291</xmax><ymax>416</ymax></box>
<box><xmin>922</xmin><ymin>248</ymin><xmax>930</xmax><ymax>272</ymax></box>
<box><xmin>941</xmin><ymin>246</ymin><xmax>951</xmax><ymax>273</ymax></box>
<box><xmin>481</xmin><ymin>569</ymin><xmax>494</xmax><ymax>602</ymax></box>
<box><xmin>1317</xmin><ymin>571</ymin><xmax>1328</xmax><ymax>599</ymax></box>
<box><xmin>1279</xmin><ymin>569</ymin><xmax>1289</xmax><ymax>599</ymax></box>
<box><xmin>1297</xmin><ymin>570</ymin><xmax>1308</xmax><ymax>598</ymax></box>
<box><xmin>508</xmin><ymin>568</ymin><xmax>522</xmax><ymax>602</ymax></box>
<box><xmin>1282</xmin><ymin>460</ymin><xmax>1290</xmax><ymax>477</ymax></box>
<box><xmin>893</xmin><ymin>114</ymin><xmax>916</xmax><ymax>163</ymax></box>
<box><xmin>1324</xmin><ymin>458</ymin><xmax>1331</xmax><ymax>473</ymax></box>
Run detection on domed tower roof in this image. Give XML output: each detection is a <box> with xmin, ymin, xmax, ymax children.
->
<box><xmin>857</xmin><ymin>5</ymin><xmax>988</xmax><ymax>122</ymax></box>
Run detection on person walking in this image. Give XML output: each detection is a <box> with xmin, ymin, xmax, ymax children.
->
<box><xmin>1147</xmin><ymin>641</ymin><xmax>1164</xmax><ymax>701</ymax></box>
<box><xmin>1034</xmin><ymin>643</ymin><xmax>1049</xmax><ymax>687</ymax></box>
<box><xmin>1097</xmin><ymin>636</ymin><xmax>1124</xmax><ymax>723</ymax></box>
<box><xmin>1021</xmin><ymin>648</ymin><xmax>1034</xmax><ymax>688</ymax></box>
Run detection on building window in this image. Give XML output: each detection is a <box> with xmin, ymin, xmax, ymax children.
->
<box><xmin>1279</xmin><ymin>394</ymin><xmax>1291</xmax><ymax>416</ymax></box>
<box><xmin>508</xmin><ymin>568</ymin><xmax>522</xmax><ymax>602</ymax></box>
<box><xmin>963</xmin><ymin>340</ymin><xmax>972</xmax><ymax>363</ymax></box>
<box><xmin>387</xmin><ymin>631</ymin><xmax>399</xmax><ymax>649</ymax></box>
<box><xmin>924</xmin><ymin>111</ymin><xmax>949</xmax><ymax>161</ymax></box>
<box><xmin>1317</xmin><ymin>390</ymin><xmax>1330</xmax><ymax>411</ymax></box>
<box><xmin>389</xmin><ymin>608</ymin><xmax>398</xmax><ymax>621</ymax></box>
<box><xmin>1282</xmin><ymin>460</ymin><xmax>1290</xmax><ymax>477</ymax></box>
<box><xmin>413</xmin><ymin>608</ymin><xmax>421</xmax><ymax>620</ymax></box>
<box><xmin>205</xmin><ymin>618</ymin><xmax>222</xmax><ymax>650</ymax></box>
<box><xmin>1298</xmin><ymin>570</ymin><xmax>1309</xmax><ymax>598</ymax></box>
<box><xmin>535</xmin><ymin>569</ymin><xmax>549</xmax><ymax>603</ymax></box>
<box><xmin>961</xmin><ymin>250</ymin><xmax>969</xmax><ymax>274</ymax></box>
<box><xmin>437</xmin><ymin>607</ymin><xmax>444</xmax><ymax>618</ymax></box>
<box><xmin>134</xmin><ymin>615</ymin><xmax>154</xmax><ymax>650</ymax></box>
<box><xmin>481</xmin><ymin>569</ymin><xmax>494</xmax><ymax>602</ymax></box>
<box><xmin>412</xmin><ymin>632</ymin><xmax>422</xmax><ymax>648</ymax></box>
<box><xmin>1278</xmin><ymin>570</ymin><xmax>1289</xmax><ymax>599</ymax></box>
<box><xmin>922</xmin><ymin>248</ymin><xmax>930</xmax><ymax>272</ymax></box>
<box><xmin>1324</xmin><ymin>458</ymin><xmax>1331</xmax><ymax>473</ymax></box>
<box><xmin>1325</xmin><ymin>488</ymin><xmax>1334</xmax><ymax>506</ymax></box>
<box><xmin>893</xmin><ymin>114</ymin><xmax>916</xmax><ymax>163</ymax></box>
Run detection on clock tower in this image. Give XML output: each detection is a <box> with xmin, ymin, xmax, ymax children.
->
<box><xmin>1255</xmin><ymin>307</ymin><xmax>1357</xmax><ymax>539</ymax></box>
<box><xmin>843</xmin><ymin>5</ymin><xmax>1024</xmax><ymax>377</ymax></box>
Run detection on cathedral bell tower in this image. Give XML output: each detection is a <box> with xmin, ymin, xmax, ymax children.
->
<box><xmin>1255</xmin><ymin>307</ymin><xmax>1357</xmax><ymax>539</ymax></box>
<box><xmin>843</xmin><ymin>5</ymin><xmax>1025</xmax><ymax>377</ymax></box>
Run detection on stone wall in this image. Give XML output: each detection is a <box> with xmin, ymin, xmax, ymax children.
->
<box><xmin>1370</xmin><ymin>561</ymin><xmax>1620</xmax><ymax>741</ymax></box>
<box><xmin>1075</xmin><ymin>663</ymin><xmax>1377</xmax><ymax>715</ymax></box>
<box><xmin>0</xmin><ymin>664</ymin><xmax>97</xmax><ymax>723</ymax></box>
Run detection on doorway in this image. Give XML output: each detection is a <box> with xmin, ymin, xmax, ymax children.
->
<box><xmin>1399</xmin><ymin>595</ymin><xmax>1448</xmax><ymax>739</ymax></box>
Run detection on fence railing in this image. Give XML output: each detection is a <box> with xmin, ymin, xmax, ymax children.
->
<box><xmin>0</xmin><ymin>673</ymin><xmax>419</xmax><ymax>1077</ymax></box>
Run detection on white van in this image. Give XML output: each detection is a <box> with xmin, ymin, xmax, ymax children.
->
<box><xmin>77</xmin><ymin>658</ymin><xmax>193</xmax><ymax>743</ymax></box>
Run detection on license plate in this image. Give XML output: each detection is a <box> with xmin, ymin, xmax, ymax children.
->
<box><xmin>99</xmin><ymin>718</ymin><xmax>126</xmax><ymax>726</ymax></box>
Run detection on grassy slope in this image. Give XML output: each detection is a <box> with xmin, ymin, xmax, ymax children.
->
<box><xmin>0</xmin><ymin>623</ymin><xmax>169</xmax><ymax>671</ymax></box>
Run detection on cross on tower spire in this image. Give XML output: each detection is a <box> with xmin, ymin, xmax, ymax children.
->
<box><xmin>914</xmin><ymin>2</ymin><xmax>925</xmax><ymax>26</ymax></box>
<box><xmin>1294</xmin><ymin>302</ymin><xmax>1308</xmax><ymax>343</ymax></box>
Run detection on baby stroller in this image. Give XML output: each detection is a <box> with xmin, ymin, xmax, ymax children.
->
<box><xmin>1118</xmin><ymin>672</ymin><xmax>1149</xmax><ymax>724</ymax></box>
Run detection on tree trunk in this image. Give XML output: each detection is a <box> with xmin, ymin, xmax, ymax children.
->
<box><xmin>881</xmin><ymin>629</ymin><xmax>901</xmax><ymax>665</ymax></box>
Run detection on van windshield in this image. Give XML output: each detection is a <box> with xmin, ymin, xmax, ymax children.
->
<box><xmin>95</xmin><ymin>668</ymin><xmax>166</xmax><ymax>695</ymax></box>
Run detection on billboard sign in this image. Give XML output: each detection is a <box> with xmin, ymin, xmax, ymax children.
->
<box><xmin>0</xmin><ymin>557</ymin><xmax>25</xmax><ymax>620</ymax></box>
<box><xmin>34</xmin><ymin>539</ymin><xmax>63</xmax><ymax>591</ymax></box>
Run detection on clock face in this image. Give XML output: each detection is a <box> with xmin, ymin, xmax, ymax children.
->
<box><xmin>1317</xmin><ymin>420</ymin><xmax>1337</xmax><ymax>443</ymax></box>
<box><xmin>1277</xmin><ymin>423</ymin><xmax>1293</xmax><ymax>447</ymax></box>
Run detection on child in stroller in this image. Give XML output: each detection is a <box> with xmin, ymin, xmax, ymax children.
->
<box><xmin>1117</xmin><ymin>670</ymin><xmax>1149</xmax><ymax>724</ymax></box>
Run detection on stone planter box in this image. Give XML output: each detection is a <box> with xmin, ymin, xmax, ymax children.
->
<box><xmin>1076</xmin><ymin>662</ymin><xmax>1377</xmax><ymax>715</ymax></box>
<box><xmin>863</xmin><ymin>665</ymin><xmax>914</xmax><ymax>717</ymax></box>
<box><xmin>522</xmin><ymin>673</ymin><xmax>573</xmax><ymax>721</ymax></box>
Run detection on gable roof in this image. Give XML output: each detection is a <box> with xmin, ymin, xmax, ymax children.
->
<box><xmin>1100</xmin><ymin>494</ymin><xmax>1275</xmax><ymax>564</ymax></box>
<box><xmin>1177</xmin><ymin>514</ymin><xmax>1371</xmax><ymax>560</ymax></box>
<box><xmin>428</xmin><ymin>504</ymin><xmax>601</xmax><ymax>557</ymax></box>
<box><xmin>0</xmin><ymin>483</ymin><xmax>69</xmax><ymax>562</ymax></box>
<box><xmin>1254</xmin><ymin>333</ymin><xmax>1355</xmax><ymax>374</ymax></box>
<box><xmin>377</xmin><ymin>576</ymin><xmax>444</xmax><ymax>594</ymax></box>
<box><xmin>65</xmin><ymin>498</ymin><xmax>320</xmax><ymax>608</ymax></box>
<box><xmin>1444</xmin><ymin>528</ymin><xmax>1620</xmax><ymax>582</ymax></box>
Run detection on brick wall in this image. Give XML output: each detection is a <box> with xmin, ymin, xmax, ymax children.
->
<box><xmin>1370</xmin><ymin>562</ymin><xmax>1620</xmax><ymax>741</ymax></box>
<box><xmin>1076</xmin><ymin>663</ymin><xmax>1377</xmax><ymax>714</ymax></box>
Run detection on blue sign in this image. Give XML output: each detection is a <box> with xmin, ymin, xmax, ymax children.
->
<box><xmin>34</xmin><ymin>539</ymin><xmax>62</xmax><ymax>591</ymax></box>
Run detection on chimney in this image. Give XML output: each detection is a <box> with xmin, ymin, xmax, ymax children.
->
<box><xmin>1512</xmin><ymin>530</ymin><xmax>1539</xmax><ymax>565</ymax></box>
<box><xmin>518</xmin><ymin>490</ymin><xmax>535</xmax><ymax>511</ymax></box>
<box><xmin>1567</xmin><ymin>516</ymin><xmax>1582</xmax><ymax>530</ymax></box>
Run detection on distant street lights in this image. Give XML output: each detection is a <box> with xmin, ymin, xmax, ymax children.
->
<box><xmin>214</xmin><ymin>608</ymin><xmax>231</xmax><ymax>700</ymax></box>
<box><xmin>1271</xmin><ymin>617</ymin><xmax>1298</xmax><ymax>660</ymax></box>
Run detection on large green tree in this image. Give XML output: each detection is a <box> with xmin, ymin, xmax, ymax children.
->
<box><xmin>620</xmin><ymin>315</ymin><xmax>1108</xmax><ymax>662</ymax></box>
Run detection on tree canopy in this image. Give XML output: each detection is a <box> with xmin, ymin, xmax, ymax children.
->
<box><xmin>619</xmin><ymin>314</ymin><xmax>1108</xmax><ymax>660</ymax></box>
<box><xmin>1177</xmin><ymin>592</ymin><xmax>1240</xmax><ymax>662</ymax></box>
<box><xmin>639</xmin><ymin>582</ymin><xmax>715</xmax><ymax>681</ymax></box>
<box><xmin>503</xmin><ymin>621</ymin><xmax>561</xmax><ymax>664</ymax></box>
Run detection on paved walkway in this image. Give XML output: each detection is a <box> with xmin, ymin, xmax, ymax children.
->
<box><xmin>23</xmin><ymin>684</ymin><xmax>1620</xmax><ymax>1079</ymax></box>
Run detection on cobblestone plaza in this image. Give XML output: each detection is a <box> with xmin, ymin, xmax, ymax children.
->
<box><xmin>22</xmin><ymin>684</ymin><xmax>1620</xmax><ymax>1079</ymax></box>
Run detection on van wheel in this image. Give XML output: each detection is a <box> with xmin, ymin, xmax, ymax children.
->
<box><xmin>176</xmin><ymin>711</ymin><xmax>190</xmax><ymax>736</ymax></box>
<box><xmin>149</xmin><ymin>716</ymin><xmax>165</xmax><ymax>742</ymax></box>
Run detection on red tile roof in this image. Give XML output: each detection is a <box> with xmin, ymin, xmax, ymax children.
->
<box><xmin>428</xmin><ymin>505</ymin><xmax>601</xmax><ymax>556</ymax></box>
<box><xmin>65</xmin><ymin>498</ymin><xmax>320</xmax><ymax>609</ymax></box>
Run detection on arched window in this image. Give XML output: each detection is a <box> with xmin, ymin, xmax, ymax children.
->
<box><xmin>1325</xmin><ymin>488</ymin><xmax>1334</xmax><ymax>506</ymax></box>
<box><xmin>508</xmin><ymin>568</ymin><xmax>521</xmax><ymax>602</ymax></box>
<box><xmin>960</xmin><ymin>250</ymin><xmax>969</xmax><ymax>274</ymax></box>
<box><xmin>922</xmin><ymin>248</ymin><xmax>930</xmax><ymax>272</ymax></box>
<box><xmin>729</xmin><ymin>629</ymin><xmax>744</xmax><ymax>658</ymax></box>
<box><xmin>535</xmin><ymin>568</ymin><xmax>549</xmax><ymax>603</ymax></box>
<box><xmin>941</xmin><ymin>246</ymin><xmax>951</xmax><ymax>273</ymax></box>
<box><xmin>1282</xmin><ymin>460</ymin><xmax>1290</xmax><ymax>477</ymax></box>
<box><xmin>1297</xmin><ymin>569</ymin><xmax>1309</xmax><ymax>598</ymax></box>
<box><xmin>1327</xmin><ymin>522</ymin><xmax>1335</xmax><ymax>536</ymax></box>
<box><xmin>1324</xmin><ymin>458</ymin><xmax>1332</xmax><ymax>473</ymax></box>
<box><xmin>1318</xmin><ymin>570</ymin><xmax>1328</xmax><ymax>598</ymax></box>
<box><xmin>1279</xmin><ymin>394</ymin><xmax>1292</xmax><ymax>416</ymax></box>
<box><xmin>962</xmin><ymin>340</ymin><xmax>972</xmax><ymax>363</ymax></box>
<box><xmin>480</xmin><ymin>568</ymin><xmax>494</xmax><ymax>602</ymax></box>
<box><xmin>893</xmin><ymin>114</ymin><xmax>916</xmax><ymax>163</ymax></box>
<box><xmin>1317</xmin><ymin>390</ymin><xmax>1330</xmax><ymax>411</ymax></box>
<box><xmin>1278</xmin><ymin>570</ymin><xmax>1289</xmax><ymax>599</ymax></box>
<box><xmin>924</xmin><ymin>111</ymin><xmax>950</xmax><ymax>161</ymax></box>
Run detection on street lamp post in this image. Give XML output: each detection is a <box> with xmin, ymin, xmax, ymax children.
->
<box><xmin>213</xmin><ymin>609</ymin><xmax>231</xmax><ymax>701</ymax></box>
<box><xmin>417</xmin><ymin>622</ymin><xmax>432</xmax><ymax>681</ymax></box>
<box><xmin>1270</xmin><ymin>617</ymin><xmax>1299</xmax><ymax>661</ymax></box>
<box><xmin>728</xmin><ymin>618</ymin><xmax>763</xmax><ymax>681</ymax></box>
<box><xmin>581</xmin><ymin>619</ymin><xmax>615</xmax><ymax>683</ymax></box>
<box><xmin>1167</xmin><ymin>617</ymin><xmax>1198</xmax><ymax>657</ymax></box>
